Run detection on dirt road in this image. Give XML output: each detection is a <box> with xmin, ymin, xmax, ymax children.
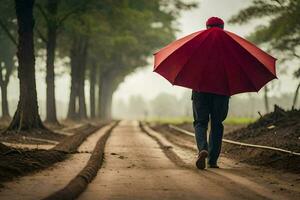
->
<box><xmin>0</xmin><ymin>121</ymin><xmax>298</xmax><ymax>200</ymax></box>
<box><xmin>78</xmin><ymin>121</ymin><xmax>298</xmax><ymax>200</ymax></box>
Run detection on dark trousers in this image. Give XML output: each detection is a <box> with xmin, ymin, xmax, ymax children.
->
<box><xmin>192</xmin><ymin>91</ymin><xmax>229</xmax><ymax>165</ymax></box>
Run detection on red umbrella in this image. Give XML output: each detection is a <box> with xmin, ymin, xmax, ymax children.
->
<box><xmin>153</xmin><ymin>27</ymin><xmax>277</xmax><ymax>96</ymax></box>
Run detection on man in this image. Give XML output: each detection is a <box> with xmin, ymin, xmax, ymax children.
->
<box><xmin>192</xmin><ymin>17</ymin><xmax>230</xmax><ymax>170</ymax></box>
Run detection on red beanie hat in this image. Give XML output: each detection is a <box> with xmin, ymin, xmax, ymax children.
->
<box><xmin>206</xmin><ymin>17</ymin><xmax>224</xmax><ymax>27</ymax></box>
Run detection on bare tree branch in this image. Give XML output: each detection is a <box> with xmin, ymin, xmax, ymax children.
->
<box><xmin>35</xmin><ymin>27</ymin><xmax>48</xmax><ymax>43</ymax></box>
<box><xmin>292</xmin><ymin>51</ymin><xmax>300</xmax><ymax>59</ymax></box>
<box><xmin>57</xmin><ymin>6</ymin><xmax>83</xmax><ymax>27</ymax></box>
<box><xmin>0</xmin><ymin>19</ymin><xmax>17</xmax><ymax>46</ymax></box>
<box><xmin>35</xmin><ymin>3</ymin><xmax>50</xmax><ymax>24</ymax></box>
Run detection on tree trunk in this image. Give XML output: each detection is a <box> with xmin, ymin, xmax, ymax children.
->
<box><xmin>0</xmin><ymin>66</ymin><xmax>11</xmax><ymax>119</ymax></box>
<box><xmin>0</xmin><ymin>83</ymin><xmax>10</xmax><ymax>118</ymax></box>
<box><xmin>292</xmin><ymin>82</ymin><xmax>300</xmax><ymax>110</ymax></box>
<box><xmin>97</xmin><ymin>73</ymin><xmax>103</xmax><ymax>118</ymax></box>
<box><xmin>78</xmin><ymin>77</ymin><xmax>87</xmax><ymax>119</ymax></box>
<box><xmin>98</xmin><ymin>73</ymin><xmax>116</xmax><ymax>120</ymax></box>
<box><xmin>264</xmin><ymin>86</ymin><xmax>270</xmax><ymax>113</ymax></box>
<box><xmin>78</xmin><ymin>37</ymin><xmax>88</xmax><ymax>119</ymax></box>
<box><xmin>99</xmin><ymin>75</ymin><xmax>109</xmax><ymax>119</ymax></box>
<box><xmin>45</xmin><ymin>0</ymin><xmax>59</xmax><ymax>124</ymax></box>
<box><xmin>0</xmin><ymin>38</ymin><xmax>14</xmax><ymax>119</ymax></box>
<box><xmin>67</xmin><ymin>36</ymin><xmax>88</xmax><ymax>120</ymax></box>
<box><xmin>99</xmin><ymin>80</ymin><xmax>105</xmax><ymax>119</ymax></box>
<box><xmin>106</xmin><ymin>80</ymin><xmax>122</xmax><ymax>120</ymax></box>
<box><xmin>89</xmin><ymin>61</ymin><xmax>96</xmax><ymax>118</ymax></box>
<box><xmin>67</xmin><ymin>37</ymin><xmax>80</xmax><ymax>120</ymax></box>
<box><xmin>7</xmin><ymin>0</ymin><xmax>45</xmax><ymax>131</ymax></box>
<box><xmin>105</xmin><ymin>87</ymin><xmax>114</xmax><ymax>119</ymax></box>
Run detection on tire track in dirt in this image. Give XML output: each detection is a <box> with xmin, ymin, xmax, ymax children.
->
<box><xmin>150</xmin><ymin>123</ymin><xmax>300</xmax><ymax>198</ymax></box>
<box><xmin>0</xmin><ymin>123</ymin><xmax>114</xmax><ymax>200</ymax></box>
<box><xmin>43</xmin><ymin>122</ymin><xmax>118</xmax><ymax>200</ymax></box>
<box><xmin>141</xmin><ymin>123</ymin><xmax>297</xmax><ymax>200</ymax></box>
<box><xmin>140</xmin><ymin>123</ymin><xmax>270</xmax><ymax>200</ymax></box>
<box><xmin>0</xmin><ymin>123</ymin><xmax>104</xmax><ymax>184</ymax></box>
<box><xmin>77</xmin><ymin>121</ymin><xmax>265</xmax><ymax>200</ymax></box>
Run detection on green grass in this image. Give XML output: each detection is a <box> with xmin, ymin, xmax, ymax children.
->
<box><xmin>224</xmin><ymin>117</ymin><xmax>256</xmax><ymax>125</ymax></box>
<box><xmin>145</xmin><ymin>117</ymin><xmax>256</xmax><ymax>125</ymax></box>
<box><xmin>145</xmin><ymin>117</ymin><xmax>193</xmax><ymax>125</ymax></box>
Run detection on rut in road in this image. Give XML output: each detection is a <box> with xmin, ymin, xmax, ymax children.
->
<box><xmin>0</xmin><ymin>124</ymin><xmax>113</xmax><ymax>200</ymax></box>
<box><xmin>141</xmin><ymin>123</ymin><xmax>297</xmax><ymax>200</ymax></box>
<box><xmin>78</xmin><ymin>120</ymin><xmax>273</xmax><ymax>200</ymax></box>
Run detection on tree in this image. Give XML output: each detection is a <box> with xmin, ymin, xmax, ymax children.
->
<box><xmin>179</xmin><ymin>91</ymin><xmax>193</xmax><ymax>117</ymax></box>
<box><xmin>127</xmin><ymin>95</ymin><xmax>148</xmax><ymax>119</ymax></box>
<box><xmin>88</xmin><ymin>58</ymin><xmax>97</xmax><ymax>118</ymax></box>
<box><xmin>0</xmin><ymin>33</ymin><xmax>16</xmax><ymax>119</ymax></box>
<box><xmin>229</xmin><ymin>0</ymin><xmax>300</xmax><ymax>110</ymax></box>
<box><xmin>67</xmin><ymin>34</ymin><xmax>89</xmax><ymax>120</ymax></box>
<box><xmin>56</xmin><ymin>1</ymin><xmax>111</xmax><ymax>120</ymax></box>
<box><xmin>34</xmin><ymin>0</ymin><xmax>91</xmax><ymax>124</ymax></box>
<box><xmin>55</xmin><ymin>0</ymin><xmax>196</xmax><ymax>120</ymax></box>
<box><xmin>0</xmin><ymin>0</ymin><xmax>17</xmax><ymax>120</ymax></box>
<box><xmin>93</xmin><ymin>0</ymin><xmax>197</xmax><ymax>119</ymax></box>
<box><xmin>6</xmin><ymin>0</ymin><xmax>46</xmax><ymax>131</ymax></box>
<box><xmin>264</xmin><ymin>86</ymin><xmax>270</xmax><ymax>113</ymax></box>
<box><xmin>150</xmin><ymin>93</ymin><xmax>180</xmax><ymax>118</ymax></box>
<box><xmin>36</xmin><ymin>0</ymin><xmax>60</xmax><ymax>124</ymax></box>
<box><xmin>65</xmin><ymin>14</ymin><xmax>97</xmax><ymax>120</ymax></box>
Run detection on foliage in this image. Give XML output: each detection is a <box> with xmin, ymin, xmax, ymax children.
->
<box><xmin>0</xmin><ymin>0</ymin><xmax>198</xmax><ymax>120</ymax></box>
<box><xmin>229</xmin><ymin>0</ymin><xmax>300</xmax><ymax>108</ymax></box>
<box><xmin>224</xmin><ymin>117</ymin><xmax>256</xmax><ymax>125</ymax></box>
<box><xmin>0</xmin><ymin>3</ymin><xmax>16</xmax><ymax>70</ymax></box>
<box><xmin>145</xmin><ymin>116</ymin><xmax>193</xmax><ymax>125</ymax></box>
<box><xmin>229</xmin><ymin>0</ymin><xmax>300</xmax><ymax>69</ymax></box>
<box><xmin>0</xmin><ymin>0</ymin><xmax>17</xmax><ymax>45</ymax></box>
<box><xmin>34</xmin><ymin>0</ymin><xmax>197</xmax><ymax>87</ymax></box>
<box><xmin>0</xmin><ymin>31</ymin><xmax>16</xmax><ymax>83</ymax></box>
<box><xmin>85</xmin><ymin>0</ymin><xmax>198</xmax><ymax>84</ymax></box>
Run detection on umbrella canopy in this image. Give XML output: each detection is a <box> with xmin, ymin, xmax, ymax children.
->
<box><xmin>153</xmin><ymin>27</ymin><xmax>277</xmax><ymax>96</ymax></box>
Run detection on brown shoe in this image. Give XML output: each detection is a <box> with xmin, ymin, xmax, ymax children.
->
<box><xmin>196</xmin><ymin>150</ymin><xmax>208</xmax><ymax>170</ymax></box>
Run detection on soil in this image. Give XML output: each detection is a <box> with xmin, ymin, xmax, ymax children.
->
<box><xmin>0</xmin><ymin>123</ymin><xmax>105</xmax><ymax>185</ymax></box>
<box><xmin>77</xmin><ymin>121</ymin><xmax>299</xmax><ymax>200</ymax></box>
<box><xmin>0</xmin><ymin>145</ymin><xmax>66</xmax><ymax>184</ymax></box>
<box><xmin>1</xmin><ymin>121</ymin><xmax>299</xmax><ymax>199</ymax></box>
<box><xmin>0</xmin><ymin>129</ymin><xmax>66</xmax><ymax>144</ymax></box>
<box><xmin>54</xmin><ymin>124</ymin><xmax>100</xmax><ymax>152</ymax></box>
<box><xmin>0</xmin><ymin>123</ymin><xmax>115</xmax><ymax>200</ymax></box>
<box><xmin>45</xmin><ymin>123</ymin><xmax>117</xmax><ymax>200</ymax></box>
<box><xmin>153</xmin><ymin>107</ymin><xmax>300</xmax><ymax>174</ymax></box>
<box><xmin>225</xmin><ymin>108</ymin><xmax>300</xmax><ymax>152</ymax></box>
<box><xmin>222</xmin><ymin>108</ymin><xmax>300</xmax><ymax>173</ymax></box>
<box><xmin>150</xmin><ymin>124</ymin><xmax>196</xmax><ymax>152</ymax></box>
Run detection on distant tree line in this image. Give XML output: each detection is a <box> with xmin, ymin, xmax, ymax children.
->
<box><xmin>112</xmin><ymin>92</ymin><xmax>297</xmax><ymax>119</ymax></box>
